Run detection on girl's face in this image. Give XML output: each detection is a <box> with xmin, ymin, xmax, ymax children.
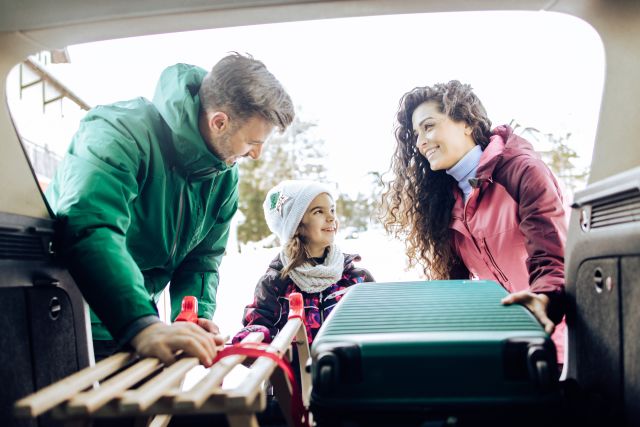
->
<box><xmin>300</xmin><ymin>192</ymin><xmax>338</xmax><ymax>257</ymax></box>
<box><xmin>411</xmin><ymin>101</ymin><xmax>477</xmax><ymax>171</ymax></box>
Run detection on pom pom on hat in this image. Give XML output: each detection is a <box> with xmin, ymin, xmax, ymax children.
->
<box><xmin>263</xmin><ymin>180</ymin><xmax>335</xmax><ymax>245</ymax></box>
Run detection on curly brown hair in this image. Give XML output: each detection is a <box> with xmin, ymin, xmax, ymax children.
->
<box><xmin>381</xmin><ymin>81</ymin><xmax>492</xmax><ymax>278</ymax></box>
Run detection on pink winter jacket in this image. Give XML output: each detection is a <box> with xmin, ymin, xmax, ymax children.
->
<box><xmin>449</xmin><ymin>125</ymin><xmax>567</xmax><ymax>363</ymax></box>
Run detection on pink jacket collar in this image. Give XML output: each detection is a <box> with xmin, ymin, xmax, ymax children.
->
<box><xmin>475</xmin><ymin>125</ymin><xmax>536</xmax><ymax>182</ymax></box>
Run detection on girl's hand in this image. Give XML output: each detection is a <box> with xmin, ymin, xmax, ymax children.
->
<box><xmin>501</xmin><ymin>291</ymin><xmax>555</xmax><ymax>334</ymax></box>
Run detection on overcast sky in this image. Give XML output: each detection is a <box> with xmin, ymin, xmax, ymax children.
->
<box><xmin>11</xmin><ymin>10</ymin><xmax>604</xmax><ymax>196</ymax></box>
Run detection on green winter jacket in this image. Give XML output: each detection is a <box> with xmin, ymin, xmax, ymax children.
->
<box><xmin>46</xmin><ymin>64</ymin><xmax>238</xmax><ymax>342</ymax></box>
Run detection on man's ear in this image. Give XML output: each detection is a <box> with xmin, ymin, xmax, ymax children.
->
<box><xmin>209</xmin><ymin>111</ymin><xmax>229</xmax><ymax>133</ymax></box>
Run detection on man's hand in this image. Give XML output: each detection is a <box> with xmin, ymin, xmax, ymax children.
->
<box><xmin>197</xmin><ymin>318</ymin><xmax>220</xmax><ymax>335</ymax></box>
<box><xmin>130</xmin><ymin>322</ymin><xmax>225</xmax><ymax>367</ymax></box>
<box><xmin>501</xmin><ymin>290</ymin><xmax>555</xmax><ymax>334</ymax></box>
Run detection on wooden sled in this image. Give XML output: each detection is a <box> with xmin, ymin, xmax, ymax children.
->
<box><xmin>14</xmin><ymin>294</ymin><xmax>311</xmax><ymax>427</ymax></box>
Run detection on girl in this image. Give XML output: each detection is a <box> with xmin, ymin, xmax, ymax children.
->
<box><xmin>233</xmin><ymin>180</ymin><xmax>374</xmax><ymax>344</ymax></box>
<box><xmin>382</xmin><ymin>81</ymin><xmax>566</xmax><ymax>363</ymax></box>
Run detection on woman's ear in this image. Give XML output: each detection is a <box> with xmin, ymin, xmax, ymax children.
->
<box><xmin>464</xmin><ymin>124</ymin><xmax>473</xmax><ymax>136</ymax></box>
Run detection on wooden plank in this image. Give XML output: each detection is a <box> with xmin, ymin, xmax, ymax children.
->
<box><xmin>88</xmin><ymin>389</ymin><xmax>264</xmax><ymax>417</ymax></box>
<box><xmin>173</xmin><ymin>332</ymin><xmax>264</xmax><ymax>410</ymax></box>
<box><xmin>14</xmin><ymin>352</ymin><xmax>133</xmax><ymax>417</ymax></box>
<box><xmin>120</xmin><ymin>357</ymin><xmax>198</xmax><ymax>412</ymax></box>
<box><xmin>148</xmin><ymin>414</ymin><xmax>172</xmax><ymax>427</ymax></box>
<box><xmin>269</xmin><ymin>367</ymin><xmax>294</xmax><ymax>427</ymax></box>
<box><xmin>17</xmin><ymin>319</ymin><xmax>304</xmax><ymax>422</ymax></box>
<box><xmin>294</xmin><ymin>322</ymin><xmax>312</xmax><ymax>407</ymax></box>
<box><xmin>66</xmin><ymin>358</ymin><xmax>162</xmax><ymax>415</ymax></box>
<box><xmin>226</xmin><ymin>320</ymin><xmax>301</xmax><ymax>408</ymax></box>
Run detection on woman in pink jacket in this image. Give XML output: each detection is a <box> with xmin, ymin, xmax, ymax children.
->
<box><xmin>382</xmin><ymin>80</ymin><xmax>566</xmax><ymax>364</ymax></box>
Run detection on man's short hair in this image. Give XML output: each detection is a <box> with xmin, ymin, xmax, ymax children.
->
<box><xmin>199</xmin><ymin>52</ymin><xmax>295</xmax><ymax>132</ymax></box>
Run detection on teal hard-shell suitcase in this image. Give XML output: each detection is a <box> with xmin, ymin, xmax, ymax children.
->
<box><xmin>310</xmin><ymin>280</ymin><xmax>559</xmax><ymax>425</ymax></box>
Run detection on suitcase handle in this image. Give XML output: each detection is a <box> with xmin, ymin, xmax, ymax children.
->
<box><xmin>314</xmin><ymin>352</ymin><xmax>339</xmax><ymax>394</ymax></box>
<box><xmin>527</xmin><ymin>345</ymin><xmax>553</xmax><ymax>391</ymax></box>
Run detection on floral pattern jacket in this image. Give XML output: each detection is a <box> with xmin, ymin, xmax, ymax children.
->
<box><xmin>233</xmin><ymin>253</ymin><xmax>374</xmax><ymax>344</ymax></box>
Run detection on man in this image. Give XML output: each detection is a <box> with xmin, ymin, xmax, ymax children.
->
<box><xmin>46</xmin><ymin>53</ymin><xmax>294</xmax><ymax>366</ymax></box>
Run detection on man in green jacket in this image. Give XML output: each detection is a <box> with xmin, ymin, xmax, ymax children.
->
<box><xmin>46</xmin><ymin>53</ymin><xmax>294</xmax><ymax>366</ymax></box>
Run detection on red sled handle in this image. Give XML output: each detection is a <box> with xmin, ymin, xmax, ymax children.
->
<box><xmin>288</xmin><ymin>292</ymin><xmax>304</xmax><ymax>321</ymax></box>
<box><xmin>174</xmin><ymin>295</ymin><xmax>199</xmax><ymax>323</ymax></box>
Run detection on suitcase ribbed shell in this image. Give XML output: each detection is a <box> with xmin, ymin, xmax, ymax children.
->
<box><xmin>317</xmin><ymin>281</ymin><xmax>542</xmax><ymax>336</ymax></box>
<box><xmin>311</xmin><ymin>280</ymin><xmax>557</xmax><ymax>414</ymax></box>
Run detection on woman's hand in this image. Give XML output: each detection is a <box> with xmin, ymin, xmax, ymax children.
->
<box><xmin>501</xmin><ymin>290</ymin><xmax>555</xmax><ymax>334</ymax></box>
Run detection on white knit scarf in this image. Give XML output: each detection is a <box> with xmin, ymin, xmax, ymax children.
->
<box><xmin>280</xmin><ymin>244</ymin><xmax>344</xmax><ymax>293</ymax></box>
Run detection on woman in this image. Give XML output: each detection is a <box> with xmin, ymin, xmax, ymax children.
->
<box><xmin>382</xmin><ymin>80</ymin><xmax>566</xmax><ymax>363</ymax></box>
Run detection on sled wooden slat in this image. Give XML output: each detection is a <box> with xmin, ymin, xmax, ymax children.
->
<box><xmin>87</xmin><ymin>390</ymin><xmax>264</xmax><ymax>417</ymax></box>
<box><xmin>148</xmin><ymin>414</ymin><xmax>172</xmax><ymax>427</ymax></box>
<box><xmin>269</xmin><ymin>365</ymin><xmax>294</xmax><ymax>427</ymax></box>
<box><xmin>66</xmin><ymin>358</ymin><xmax>163</xmax><ymax>415</ymax></box>
<box><xmin>294</xmin><ymin>323</ymin><xmax>311</xmax><ymax>407</ymax></box>
<box><xmin>227</xmin><ymin>319</ymin><xmax>302</xmax><ymax>408</ymax></box>
<box><xmin>14</xmin><ymin>352</ymin><xmax>133</xmax><ymax>417</ymax></box>
<box><xmin>14</xmin><ymin>312</ymin><xmax>311</xmax><ymax>427</ymax></box>
<box><xmin>174</xmin><ymin>332</ymin><xmax>265</xmax><ymax>410</ymax></box>
<box><xmin>119</xmin><ymin>357</ymin><xmax>199</xmax><ymax>412</ymax></box>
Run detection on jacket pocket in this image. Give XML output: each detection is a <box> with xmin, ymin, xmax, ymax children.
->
<box><xmin>481</xmin><ymin>237</ymin><xmax>510</xmax><ymax>285</ymax></box>
<box><xmin>200</xmin><ymin>273</ymin><xmax>205</xmax><ymax>299</ymax></box>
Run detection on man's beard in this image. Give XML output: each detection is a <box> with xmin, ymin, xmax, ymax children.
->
<box><xmin>208</xmin><ymin>131</ymin><xmax>234</xmax><ymax>163</ymax></box>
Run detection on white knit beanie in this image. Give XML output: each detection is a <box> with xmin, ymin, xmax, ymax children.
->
<box><xmin>263</xmin><ymin>180</ymin><xmax>335</xmax><ymax>245</ymax></box>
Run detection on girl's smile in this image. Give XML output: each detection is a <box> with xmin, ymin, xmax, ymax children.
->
<box><xmin>300</xmin><ymin>193</ymin><xmax>338</xmax><ymax>257</ymax></box>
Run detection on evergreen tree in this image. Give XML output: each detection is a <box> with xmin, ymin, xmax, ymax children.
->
<box><xmin>509</xmin><ymin>120</ymin><xmax>589</xmax><ymax>194</ymax></box>
<box><xmin>337</xmin><ymin>192</ymin><xmax>375</xmax><ymax>231</ymax></box>
<box><xmin>336</xmin><ymin>171</ymin><xmax>385</xmax><ymax>231</ymax></box>
<box><xmin>545</xmin><ymin>132</ymin><xmax>589</xmax><ymax>192</ymax></box>
<box><xmin>237</xmin><ymin>114</ymin><xmax>329</xmax><ymax>246</ymax></box>
<box><xmin>236</xmin><ymin>158</ymin><xmax>269</xmax><ymax>245</ymax></box>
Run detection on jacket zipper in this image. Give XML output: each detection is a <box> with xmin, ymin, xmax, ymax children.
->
<box><xmin>482</xmin><ymin>238</ymin><xmax>510</xmax><ymax>283</ymax></box>
<box><xmin>319</xmin><ymin>292</ymin><xmax>324</xmax><ymax>324</ymax></box>
<box><xmin>168</xmin><ymin>186</ymin><xmax>185</xmax><ymax>264</ymax></box>
<box><xmin>462</xmin><ymin>188</ymin><xmax>482</xmax><ymax>253</ymax></box>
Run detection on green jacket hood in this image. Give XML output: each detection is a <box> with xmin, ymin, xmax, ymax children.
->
<box><xmin>153</xmin><ymin>63</ymin><xmax>230</xmax><ymax>178</ymax></box>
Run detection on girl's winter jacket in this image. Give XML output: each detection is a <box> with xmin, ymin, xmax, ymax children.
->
<box><xmin>46</xmin><ymin>64</ymin><xmax>239</xmax><ymax>343</ymax></box>
<box><xmin>234</xmin><ymin>253</ymin><xmax>374</xmax><ymax>344</ymax></box>
<box><xmin>449</xmin><ymin>125</ymin><xmax>567</xmax><ymax>361</ymax></box>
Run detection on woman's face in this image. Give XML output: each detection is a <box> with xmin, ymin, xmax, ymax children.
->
<box><xmin>300</xmin><ymin>193</ymin><xmax>338</xmax><ymax>257</ymax></box>
<box><xmin>411</xmin><ymin>101</ymin><xmax>477</xmax><ymax>171</ymax></box>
